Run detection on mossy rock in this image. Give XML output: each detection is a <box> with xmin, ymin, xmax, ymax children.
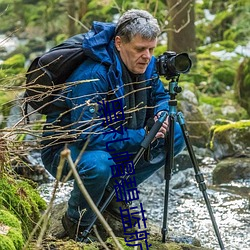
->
<box><xmin>0</xmin><ymin>209</ymin><xmax>24</xmax><ymax>250</ymax></box>
<box><xmin>209</xmin><ymin>120</ymin><xmax>250</xmax><ymax>160</ymax></box>
<box><xmin>0</xmin><ymin>174</ymin><xmax>47</xmax><ymax>239</ymax></box>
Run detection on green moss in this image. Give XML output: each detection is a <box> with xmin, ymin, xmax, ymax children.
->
<box><xmin>7</xmin><ymin>228</ymin><xmax>24</xmax><ymax>249</ymax></box>
<box><xmin>213</xmin><ymin>67</ymin><xmax>235</xmax><ymax>86</ymax></box>
<box><xmin>199</xmin><ymin>95</ymin><xmax>224</xmax><ymax>107</ymax></box>
<box><xmin>0</xmin><ymin>209</ymin><xmax>21</xmax><ymax>229</ymax></box>
<box><xmin>1</xmin><ymin>54</ymin><xmax>25</xmax><ymax>69</ymax></box>
<box><xmin>235</xmin><ymin>57</ymin><xmax>250</xmax><ymax>115</ymax></box>
<box><xmin>0</xmin><ymin>209</ymin><xmax>24</xmax><ymax>249</ymax></box>
<box><xmin>0</xmin><ymin>235</ymin><xmax>16</xmax><ymax>250</ymax></box>
<box><xmin>0</xmin><ymin>54</ymin><xmax>26</xmax><ymax>87</ymax></box>
<box><xmin>0</xmin><ymin>175</ymin><xmax>47</xmax><ymax>239</ymax></box>
<box><xmin>213</xmin><ymin>120</ymin><xmax>250</xmax><ymax>133</ymax></box>
<box><xmin>209</xmin><ymin>120</ymin><xmax>250</xmax><ymax>150</ymax></box>
<box><xmin>217</xmin><ymin>40</ymin><xmax>237</xmax><ymax>51</ymax></box>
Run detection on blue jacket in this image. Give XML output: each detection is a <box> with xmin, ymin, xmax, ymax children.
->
<box><xmin>44</xmin><ymin>21</ymin><xmax>170</xmax><ymax>153</ymax></box>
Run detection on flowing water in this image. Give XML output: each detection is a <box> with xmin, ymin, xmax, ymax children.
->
<box><xmin>134</xmin><ymin>157</ymin><xmax>250</xmax><ymax>250</ymax></box>
<box><xmin>38</xmin><ymin>156</ymin><xmax>250</xmax><ymax>250</ymax></box>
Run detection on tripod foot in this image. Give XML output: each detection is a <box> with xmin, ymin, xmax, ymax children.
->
<box><xmin>161</xmin><ymin>227</ymin><xmax>168</xmax><ymax>243</ymax></box>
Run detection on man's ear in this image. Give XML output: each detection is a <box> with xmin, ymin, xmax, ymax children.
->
<box><xmin>115</xmin><ymin>36</ymin><xmax>122</xmax><ymax>51</ymax></box>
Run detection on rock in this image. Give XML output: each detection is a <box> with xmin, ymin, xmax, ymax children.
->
<box><xmin>179</xmin><ymin>100</ymin><xmax>211</xmax><ymax>148</ymax></box>
<box><xmin>213</xmin><ymin>157</ymin><xmax>250</xmax><ymax>184</ymax></box>
<box><xmin>209</xmin><ymin>120</ymin><xmax>250</xmax><ymax>160</ymax></box>
<box><xmin>170</xmin><ymin>168</ymin><xmax>193</xmax><ymax>189</ymax></box>
<box><xmin>181</xmin><ymin>89</ymin><xmax>199</xmax><ymax>105</ymax></box>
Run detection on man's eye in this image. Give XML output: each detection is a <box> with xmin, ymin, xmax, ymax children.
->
<box><xmin>136</xmin><ymin>48</ymin><xmax>144</xmax><ymax>52</ymax></box>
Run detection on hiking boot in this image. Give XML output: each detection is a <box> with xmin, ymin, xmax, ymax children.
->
<box><xmin>61</xmin><ymin>213</ymin><xmax>97</xmax><ymax>242</ymax></box>
<box><xmin>101</xmin><ymin>191</ymin><xmax>143</xmax><ymax>226</ymax></box>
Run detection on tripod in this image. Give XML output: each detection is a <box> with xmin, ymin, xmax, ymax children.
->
<box><xmin>161</xmin><ymin>77</ymin><xmax>225</xmax><ymax>249</ymax></box>
<box><xmin>81</xmin><ymin>110</ymin><xmax>169</xmax><ymax>241</ymax></box>
<box><xmin>82</xmin><ymin>77</ymin><xmax>225</xmax><ymax>250</ymax></box>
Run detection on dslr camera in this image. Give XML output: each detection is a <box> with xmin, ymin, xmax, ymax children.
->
<box><xmin>156</xmin><ymin>51</ymin><xmax>192</xmax><ymax>79</ymax></box>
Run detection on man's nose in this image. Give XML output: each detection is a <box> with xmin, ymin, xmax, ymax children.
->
<box><xmin>142</xmin><ymin>49</ymin><xmax>151</xmax><ymax>59</ymax></box>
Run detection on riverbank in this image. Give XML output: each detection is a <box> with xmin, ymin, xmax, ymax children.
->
<box><xmin>38</xmin><ymin>154</ymin><xmax>250</xmax><ymax>250</ymax></box>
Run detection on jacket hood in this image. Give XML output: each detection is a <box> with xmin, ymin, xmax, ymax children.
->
<box><xmin>82</xmin><ymin>21</ymin><xmax>116</xmax><ymax>65</ymax></box>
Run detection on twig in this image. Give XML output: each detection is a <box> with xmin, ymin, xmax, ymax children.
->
<box><xmin>22</xmin><ymin>154</ymin><xmax>65</xmax><ymax>249</ymax></box>
<box><xmin>61</xmin><ymin>148</ymin><xmax>123</xmax><ymax>250</ymax></box>
<box><xmin>68</xmin><ymin>14</ymin><xmax>89</xmax><ymax>31</ymax></box>
<box><xmin>93</xmin><ymin>225</ymin><xmax>110</xmax><ymax>250</ymax></box>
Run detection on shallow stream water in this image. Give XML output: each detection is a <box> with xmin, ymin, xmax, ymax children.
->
<box><xmin>38</xmin><ymin>156</ymin><xmax>250</xmax><ymax>250</ymax></box>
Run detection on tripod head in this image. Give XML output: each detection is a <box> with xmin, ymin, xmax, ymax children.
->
<box><xmin>168</xmin><ymin>76</ymin><xmax>182</xmax><ymax>100</ymax></box>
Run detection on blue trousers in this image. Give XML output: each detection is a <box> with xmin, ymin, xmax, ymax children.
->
<box><xmin>41</xmin><ymin>122</ymin><xmax>185</xmax><ymax>226</ymax></box>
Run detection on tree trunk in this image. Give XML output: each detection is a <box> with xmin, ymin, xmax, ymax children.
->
<box><xmin>78</xmin><ymin>0</ymin><xmax>88</xmax><ymax>20</ymax></box>
<box><xmin>67</xmin><ymin>0</ymin><xmax>77</xmax><ymax>36</ymax></box>
<box><xmin>167</xmin><ymin>0</ymin><xmax>196</xmax><ymax>62</ymax></box>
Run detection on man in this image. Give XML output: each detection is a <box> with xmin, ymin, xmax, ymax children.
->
<box><xmin>41</xmin><ymin>9</ymin><xmax>185</xmax><ymax>241</ymax></box>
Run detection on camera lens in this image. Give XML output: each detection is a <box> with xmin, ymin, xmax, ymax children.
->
<box><xmin>174</xmin><ymin>53</ymin><xmax>192</xmax><ymax>73</ymax></box>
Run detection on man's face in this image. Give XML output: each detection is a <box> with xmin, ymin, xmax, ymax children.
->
<box><xmin>115</xmin><ymin>35</ymin><xmax>157</xmax><ymax>74</ymax></box>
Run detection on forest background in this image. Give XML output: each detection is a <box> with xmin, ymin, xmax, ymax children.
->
<box><xmin>0</xmin><ymin>0</ymin><xmax>250</xmax><ymax>125</ymax></box>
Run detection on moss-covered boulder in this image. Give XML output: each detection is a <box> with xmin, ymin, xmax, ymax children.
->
<box><xmin>0</xmin><ymin>174</ymin><xmax>47</xmax><ymax>241</ymax></box>
<box><xmin>0</xmin><ymin>209</ymin><xmax>24</xmax><ymax>250</ymax></box>
<box><xmin>209</xmin><ymin>120</ymin><xmax>250</xmax><ymax>160</ymax></box>
<box><xmin>213</xmin><ymin>157</ymin><xmax>250</xmax><ymax>184</ymax></box>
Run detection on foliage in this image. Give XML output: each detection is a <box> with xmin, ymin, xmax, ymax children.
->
<box><xmin>0</xmin><ymin>174</ymin><xmax>47</xmax><ymax>239</ymax></box>
<box><xmin>197</xmin><ymin>0</ymin><xmax>250</xmax><ymax>46</ymax></box>
<box><xmin>0</xmin><ymin>209</ymin><xmax>24</xmax><ymax>250</ymax></box>
<box><xmin>234</xmin><ymin>57</ymin><xmax>250</xmax><ymax>115</ymax></box>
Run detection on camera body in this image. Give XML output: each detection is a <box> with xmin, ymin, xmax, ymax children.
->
<box><xmin>156</xmin><ymin>51</ymin><xmax>192</xmax><ymax>79</ymax></box>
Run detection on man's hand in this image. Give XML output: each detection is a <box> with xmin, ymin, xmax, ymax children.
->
<box><xmin>154</xmin><ymin>111</ymin><xmax>169</xmax><ymax>139</ymax></box>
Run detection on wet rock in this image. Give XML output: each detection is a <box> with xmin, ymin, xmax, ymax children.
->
<box><xmin>170</xmin><ymin>168</ymin><xmax>193</xmax><ymax>189</ymax></box>
<box><xmin>209</xmin><ymin>119</ymin><xmax>250</xmax><ymax>160</ymax></box>
<box><xmin>213</xmin><ymin>157</ymin><xmax>250</xmax><ymax>184</ymax></box>
<box><xmin>179</xmin><ymin>100</ymin><xmax>211</xmax><ymax>148</ymax></box>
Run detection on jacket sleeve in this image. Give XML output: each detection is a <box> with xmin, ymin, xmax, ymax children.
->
<box><xmin>65</xmin><ymin>61</ymin><xmax>146</xmax><ymax>152</ymax></box>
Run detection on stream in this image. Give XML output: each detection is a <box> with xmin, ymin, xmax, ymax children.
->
<box><xmin>38</xmin><ymin>155</ymin><xmax>250</xmax><ymax>250</ymax></box>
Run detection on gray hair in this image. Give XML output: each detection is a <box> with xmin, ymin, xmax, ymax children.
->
<box><xmin>115</xmin><ymin>9</ymin><xmax>160</xmax><ymax>43</ymax></box>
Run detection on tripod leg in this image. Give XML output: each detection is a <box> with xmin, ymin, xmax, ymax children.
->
<box><xmin>81</xmin><ymin>112</ymin><xmax>168</xmax><ymax>240</ymax></box>
<box><xmin>162</xmin><ymin>114</ymin><xmax>175</xmax><ymax>243</ymax></box>
<box><xmin>177</xmin><ymin>112</ymin><xmax>225</xmax><ymax>250</ymax></box>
